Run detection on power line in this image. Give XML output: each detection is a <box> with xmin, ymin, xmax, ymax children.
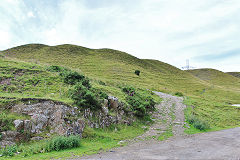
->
<box><xmin>182</xmin><ymin>59</ymin><xmax>195</xmax><ymax>70</ymax></box>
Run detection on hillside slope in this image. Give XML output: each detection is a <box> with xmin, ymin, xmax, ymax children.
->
<box><xmin>2</xmin><ymin>44</ymin><xmax>239</xmax><ymax>102</ymax></box>
<box><xmin>1</xmin><ymin>44</ymin><xmax>240</xmax><ymax>129</ymax></box>
<box><xmin>186</xmin><ymin>69</ymin><xmax>240</xmax><ymax>91</ymax></box>
<box><xmin>0</xmin><ymin>45</ymin><xmax>219</xmax><ymax>94</ymax></box>
<box><xmin>227</xmin><ymin>72</ymin><xmax>240</xmax><ymax>78</ymax></box>
<box><xmin>0</xmin><ymin>57</ymin><xmax>71</xmax><ymax>106</ymax></box>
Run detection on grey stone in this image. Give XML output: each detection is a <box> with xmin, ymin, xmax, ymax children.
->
<box><xmin>31</xmin><ymin>114</ymin><xmax>48</xmax><ymax>133</ymax></box>
<box><xmin>31</xmin><ymin>136</ymin><xmax>43</xmax><ymax>141</ymax></box>
<box><xmin>0</xmin><ymin>140</ymin><xmax>16</xmax><ymax>148</ymax></box>
<box><xmin>102</xmin><ymin>106</ymin><xmax>109</xmax><ymax>115</ymax></box>
<box><xmin>24</xmin><ymin>120</ymin><xmax>32</xmax><ymax>133</ymax></box>
<box><xmin>1</xmin><ymin>131</ymin><xmax>18</xmax><ymax>142</ymax></box>
<box><xmin>13</xmin><ymin>120</ymin><xmax>24</xmax><ymax>131</ymax></box>
<box><xmin>103</xmin><ymin>99</ymin><xmax>108</xmax><ymax>107</ymax></box>
<box><xmin>108</xmin><ymin>96</ymin><xmax>118</xmax><ymax>109</ymax></box>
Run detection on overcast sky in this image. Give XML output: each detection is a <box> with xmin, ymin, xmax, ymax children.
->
<box><xmin>0</xmin><ymin>0</ymin><xmax>240</xmax><ymax>72</ymax></box>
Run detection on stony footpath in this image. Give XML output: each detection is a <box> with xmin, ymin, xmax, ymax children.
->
<box><xmin>76</xmin><ymin>91</ymin><xmax>189</xmax><ymax>160</ymax></box>
<box><xmin>125</xmin><ymin>91</ymin><xmax>187</xmax><ymax>143</ymax></box>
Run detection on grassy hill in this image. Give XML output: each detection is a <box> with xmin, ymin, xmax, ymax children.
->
<box><xmin>0</xmin><ymin>44</ymin><xmax>221</xmax><ymax>94</ymax></box>
<box><xmin>186</xmin><ymin>68</ymin><xmax>240</xmax><ymax>91</ymax></box>
<box><xmin>1</xmin><ymin>43</ymin><xmax>240</xmax><ymax>159</ymax></box>
<box><xmin>1</xmin><ymin>44</ymin><xmax>240</xmax><ymax>130</ymax></box>
<box><xmin>227</xmin><ymin>72</ymin><xmax>240</xmax><ymax>78</ymax></box>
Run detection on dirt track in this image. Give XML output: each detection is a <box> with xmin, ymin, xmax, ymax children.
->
<box><xmin>76</xmin><ymin>92</ymin><xmax>240</xmax><ymax>160</ymax></box>
<box><xmin>80</xmin><ymin>127</ymin><xmax>240</xmax><ymax>160</ymax></box>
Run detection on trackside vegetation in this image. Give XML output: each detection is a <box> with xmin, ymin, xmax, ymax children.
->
<box><xmin>0</xmin><ymin>135</ymin><xmax>81</xmax><ymax>157</ymax></box>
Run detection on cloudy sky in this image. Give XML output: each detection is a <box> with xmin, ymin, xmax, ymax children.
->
<box><xmin>0</xmin><ymin>0</ymin><xmax>240</xmax><ymax>72</ymax></box>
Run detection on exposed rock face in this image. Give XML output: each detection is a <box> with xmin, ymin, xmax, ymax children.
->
<box><xmin>84</xmin><ymin>98</ymin><xmax>134</xmax><ymax>128</ymax></box>
<box><xmin>0</xmin><ymin>140</ymin><xmax>16</xmax><ymax>148</ymax></box>
<box><xmin>1</xmin><ymin>131</ymin><xmax>19</xmax><ymax>142</ymax></box>
<box><xmin>11</xmin><ymin>101</ymin><xmax>82</xmax><ymax>136</ymax></box>
<box><xmin>13</xmin><ymin>120</ymin><xmax>24</xmax><ymax>132</ymax></box>
<box><xmin>24</xmin><ymin>120</ymin><xmax>32</xmax><ymax>133</ymax></box>
<box><xmin>1</xmin><ymin>97</ymin><xmax>134</xmax><ymax>147</ymax></box>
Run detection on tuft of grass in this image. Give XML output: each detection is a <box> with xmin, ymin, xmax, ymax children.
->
<box><xmin>174</xmin><ymin>92</ymin><xmax>184</xmax><ymax>97</ymax></box>
<box><xmin>158</xmin><ymin>126</ymin><xmax>173</xmax><ymax>141</ymax></box>
<box><xmin>0</xmin><ymin>136</ymin><xmax>81</xmax><ymax>158</ymax></box>
<box><xmin>45</xmin><ymin>135</ymin><xmax>81</xmax><ymax>152</ymax></box>
<box><xmin>0</xmin><ymin>145</ymin><xmax>17</xmax><ymax>157</ymax></box>
<box><xmin>187</xmin><ymin>115</ymin><xmax>210</xmax><ymax>131</ymax></box>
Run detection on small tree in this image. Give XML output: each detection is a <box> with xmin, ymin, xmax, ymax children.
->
<box><xmin>134</xmin><ymin>70</ymin><xmax>140</xmax><ymax>76</ymax></box>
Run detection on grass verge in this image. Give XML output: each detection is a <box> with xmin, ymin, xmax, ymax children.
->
<box><xmin>0</xmin><ymin>122</ymin><xmax>147</xmax><ymax>159</ymax></box>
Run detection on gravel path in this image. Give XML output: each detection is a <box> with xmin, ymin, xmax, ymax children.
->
<box><xmin>72</xmin><ymin>92</ymin><xmax>240</xmax><ymax>160</ymax></box>
<box><xmin>152</xmin><ymin>91</ymin><xmax>186</xmax><ymax>137</ymax></box>
<box><xmin>106</xmin><ymin>91</ymin><xmax>186</xmax><ymax>144</ymax></box>
<box><xmin>79</xmin><ymin>127</ymin><xmax>240</xmax><ymax>160</ymax></box>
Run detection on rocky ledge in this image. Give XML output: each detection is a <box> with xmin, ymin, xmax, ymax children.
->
<box><xmin>0</xmin><ymin>96</ymin><xmax>134</xmax><ymax>147</ymax></box>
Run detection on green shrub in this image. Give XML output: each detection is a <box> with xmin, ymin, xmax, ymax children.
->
<box><xmin>91</xmin><ymin>88</ymin><xmax>108</xmax><ymax>100</ymax></box>
<box><xmin>80</xmin><ymin>78</ymin><xmax>91</xmax><ymax>89</ymax></box>
<box><xmin>60</xmin><ymin>70</ymin><xmax>85</xmax><ymax>85</ymax></box>
<box><xmin>126</xmin><ymin>96</ymin><xmax>146</xmax><ymax>117</ymax></box>
<box><xmin>69</xmin><ymin>83</ymin><xmax>101</xmax><ymax>110</ymax></box>
<box><xmin>134</xmin><ymin>70</ymin><xmax>140</xmax><ymax>76</ymax></box>
<box><xmin>187</xmin><ymin>115</ymin><xmax>210</xmax><ymax>130</ymax></box>
<box><xmin>98</xmin><ymin>80</ymin><xmax>106</xmax><ymax>86</ymax></box>
<box><xmin>50</xmin><ymin>66</ymin><xmax>91</xmax><ymax>88</ymax></box>
<box><xmin>187</xmin><ymin>115</ymin><xmax>197</xmax><ymax>124</ymax></box>
<box><xmin>123</xmin><ymin>86</ymin><xmax>156</xmax><ymax>117</ymax></box>
<box><xmin>175</xmin><ymin>92</ymin><xmax>184</xmax><ymax>97</ymax></box>
<box><xmin>0</xmin><ymin>145</ymin><xmax>17</xmax><ymax>157</ymax></box>
<box><xmin>46</xmin><ymin>135</ymin><xmax>81</xmax><ymax>152</ymax></box>
<box><xmin>122</xmin><ymin>86</ymin><xmax>135</xmax><ymax>96</ymax></box>
<box><xmin>46</xmin><ymin>65</ymin><xmax>65</xmax><ymax>72</ymax></box>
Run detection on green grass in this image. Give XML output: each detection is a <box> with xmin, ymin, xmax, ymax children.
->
<box><xmin>157</xmin><ymin>126</ymin><xmax>173</xmax><ymax>141</ymax></box>
<box><xmin>0</xmin><ymin>122</ymin><xmax>146</xmax><ymax>159</ymax></box>
<box><xmin>0</xmin><ymin>112</ymin><xmax>29</xmax><ymax>131</ymax></box>
<box><xmin>0</xmin><ymin>57</ymin><xmax>72</xmax><ymax>106</ymax></box>
<box><xmin>184</xmin><ymin>97</ymin><xmax>240</xmax><ymax>134</ymax></box>
<box><xmin>187</xmin><ymin>68</ymin><xmax>240</xmax><ymax>91</ymax></box>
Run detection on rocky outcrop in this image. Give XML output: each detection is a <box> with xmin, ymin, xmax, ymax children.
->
<box><xmin>82</xmin><ymin>96</ymin><xmax>134</xmax><ymax>128</ymax></box>
<box><xmin>11</xmin><ymin>101</ymin><xmax>84</xmax><ymax>136</ymax></box>
<box><xmin>0</xmin><ymin>131</ymin><xmax>18</xmax><ymax>147</ymax></box>
<box><xmin>13</xmin><ymin>120</ymin><xmax>24</xmax><ymax>131</ymax></box>
<box><xmin>0</xmin><ymin>96</ymin><xmax>134</xmax><ymax>147</ymax></box>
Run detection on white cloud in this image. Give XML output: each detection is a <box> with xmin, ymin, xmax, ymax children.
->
<box><xmin>0</xmin><ymin>30</ymin><xmax>11</xmax><ymax>48</ymax></box>
<box><xmin>27</xmin><ymin>11</ymin><xmax>35</xmax><ymax>18</ymax></box>
<box><xmin>0</xmin><ymin>0</ymin><xmax>240</xmax><ymax>71</ymax></box>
